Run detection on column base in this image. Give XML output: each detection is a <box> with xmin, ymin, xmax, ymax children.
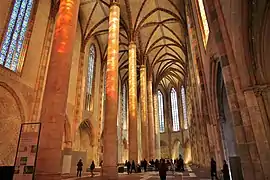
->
<box><xmin>102</xmin><ymin>165</ymin><xmax>118</xmax><ymax>179</ymax></box>
<box><xmin>35</xmin><ymin>173</ymin><xmax>61</xmax><ymax>180</ymax></box>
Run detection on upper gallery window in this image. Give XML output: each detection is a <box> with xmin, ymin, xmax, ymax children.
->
<box><xmin>171</xmin><ymin>88</ymin><xmax>180</xmax><ymax>131</ymax></box>
<box><xmin>158</xmin><ymin>90</ymin><xmax>165</xmax><ymax>133</ymax></box>
<box><xmin>197</xmin><ymin>0</ymin><xmax>209</xmax><ymax>47</ymax></box>
<box><xmin>85</xmin><ymin>45</ymin><xmax>95</xmax><ymax>110</ymax></box>
<box><xmin>181</xmin><ymin>86</ymin><xmax>188</xmax><ymax>129</ymax></box>
<box><xmin>0</xmin><ymin>0</ymin><xmax>35</xmax><ymax>72</ymax></box>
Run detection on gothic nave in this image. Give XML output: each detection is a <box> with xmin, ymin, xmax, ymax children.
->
<box><xmin>0</xmin><ymin>0</ymin><xmax>270</xmax><ymax>180</ymax></box>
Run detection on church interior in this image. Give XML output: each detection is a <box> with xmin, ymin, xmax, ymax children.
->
<box><xmin>0</xmin><ymin>0</ymin><xmax>270</xmax><ymax>179</ymax></box>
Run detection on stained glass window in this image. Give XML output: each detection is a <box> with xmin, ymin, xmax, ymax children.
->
<box><xmin>0</xmin><ymin>0</ymin><xmax>34</xmax><ymax>72</ymax></box>
<box><xmin>181</xmin><ymin>86</ymin><xmax>188</xmax><ymax>129</ymax></box>
<box><xmin>158</xmin><ymin>90</ymin><xmax>165</xmax><ymax>133</ymax></box>
<box><xmin>197</xmin><ymin>0</ymin><xmax>209</xmax><ymax>47</ymax></box>
<box><xmin>171</xmin><ymin>88</ymin><xmax>180</xmax><ymax>131</ymax></box>
<box><xmin>85</xmin><ymin>45</ymin><xmax>95</xmax><ymax>110</ymax></box>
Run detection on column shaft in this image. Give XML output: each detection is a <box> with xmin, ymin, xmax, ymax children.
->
<box><xmin>147</xmin><ymin>80</ymin><xmax>155</xmax><ymax>160</ymax></box>
<box><xmin>35</xmin><ymin>0</ymin><xmax>80</xmax><ymax>179</ymax></box>
<box><xmin>128</xmin><ymin>42</ymin><xmax>138</xmax><ymax>163</ymax></box>
<box><xmin>140</xmin><ymin>66</ymin><xmax>149</xmax><ymax>160</ymax></box>
<box><xmin>153</xmin><ymin>93</ymin><xmax>161</xmax><ymax>159</ymax></box>
<box><xmin>103</xmin><ymin>3</ymin><xmax>120</xmax><ymax>179</ymax></box>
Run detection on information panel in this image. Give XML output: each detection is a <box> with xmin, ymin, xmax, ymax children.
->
<box><xmin>13</xmin><ymin>123</ymin><xmax>41</xmax><ymax>180</ymax></box>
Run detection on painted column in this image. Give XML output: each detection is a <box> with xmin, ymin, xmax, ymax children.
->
<box><xmin>147</xmin><ymin>77</ymin><xmax>155</xmax><ymax>160</ymax></box>
<box><xmin>153</xmin><ymin>92</ymin><xmax>161</xmax><ymax>159</ymax></box>
<box><xmin>128</xmin><ymin>42</ymin><xmax>138</xmax><ymax>163</ymax></box>
<box><xmin>167</xmin><ymin>94</ymin><xmax>173</xmax><ymax>159</ymax></box>
<box><xmin>140</xmin><ymin>65</ymin><xmax>149</xmax><ymax>160</ymax></box>
<box><xmin>102</xmin><ymin>2</ymin><xmax>120</xmax><ymax>179</ymax></box>
<box><xmin>35</xmin><ymin>0</ymin><xmax>80</xmax><ymax>179</ymax></box>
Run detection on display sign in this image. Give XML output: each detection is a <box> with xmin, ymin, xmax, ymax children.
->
<box><xmin>13</xmin><ymin>123</ymin><xmax>41</xmax><ymax>180</ymax></box>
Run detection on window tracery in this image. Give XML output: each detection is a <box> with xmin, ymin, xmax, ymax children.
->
<box><xmin>181</xmin><ymin>86</ymin><xmax>188</xmax><ymax>129</ymax></box>
<box><xmin>171</xmin><ymin>88</ymin><xmax>180</xmax><ymax>131</ymax></box>
<box><xmin>0</xmin><ymin>0</ymin><xmax>34</xmax><ymax>72</ymax></box>
<box><xmin>85</xmin><ymin>45</ymin><xmax>95</xmax><ymax>110</ymax></box>
<box><xmin>158</xmin><ymin>90</ymin><xmax>165</xmax><ymax>133</ymax></box>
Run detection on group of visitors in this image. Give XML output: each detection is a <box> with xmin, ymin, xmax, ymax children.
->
<box><xmin>76</xmin><ymin>159</ymin><xmax>96</xmax><ymax>177</ymax></box>
<box><xmin>124</xmin><ymin>156</ymin><xmax>185</xmax><ymax>174</ymax></box>
<box><xmin>211</xmin><ymin>158</ymin><xmax>230</xmax><ymax>180</ymax></box>
<box><xmin>76</xmin><ymin>157</ymin><xmax>230</xmax><ymax>180</ymax></box>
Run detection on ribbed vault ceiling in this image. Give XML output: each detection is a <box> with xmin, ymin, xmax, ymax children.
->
<box><xmin>79</xmin><ymin>0</ymin><xmax>187</xmax><ymax>89</ymax></box>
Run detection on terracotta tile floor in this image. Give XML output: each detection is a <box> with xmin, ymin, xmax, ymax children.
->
<box><xmin>62</xmin><ymin>165</ymin><xmax>212</xmax><ymax>180</ymax></box>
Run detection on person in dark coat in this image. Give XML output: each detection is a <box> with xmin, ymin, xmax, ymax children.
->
<box><xmin>77</xmin><ymin>159</ymin><xmax>83</xmax><ymax>177</ymax></box>
<box><xmin>126</xmin><ymin>161</ymin><xmax>131</xmax><ymax>174</ymax></box>
<box><xmin>131</xmin><ymin>160</ymin><xmax>136</xmax><ymax>173</ymax></box>
<box><xmin>211</xmin><ymin>158</ymin><xmax>219</xmax><ymax>180</ymax></box>
<box><xmin>159</xmin><ymin>159</ymin><xmax>168</xmax><ymax>180</ymax></box>
<box><xmin>222</xmin><ymin>160</ymin><xmax>230</xmax><ymax>180</ymax></box>
<box><xmin>90</xmin><ymin>161</ymin><xmax>95</xmax><ymax>177</ymax></box>
<box><xmin>143</xmin><ymin>159</ymin><xmax>148</xmax><ymax>172</ymax></box>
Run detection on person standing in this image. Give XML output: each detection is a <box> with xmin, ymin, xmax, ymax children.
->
<box><xmin>222</xmin><ymin>160</ymin><xmax>230</xmax><ymax>180</ymax></box>
<box><xmin>143</xmin><ymin>159</ymin><xmax>148</xmax><ymax>172</ymax></box>
<box><xmin>159</xmin><ymin>159</ymin><xmax>168</xmax><ymax>180</ymax></box>
<box><xmin>76</xmin><ymin>159</ymin><xmax>83</xmax><ymax>177</ymax></box>
<box><xmin>99</xmin><ymin>160</ymin><xmax>103</xmax><ymax>176</ymax></box>
<box><xmin>127</xmin><ymin>161</ymin><xmax>131</xmax><ymax>174</ymax></box>
<box><xmin>211</xmin><ymin>158</ymin><xmax>219</xmax><ymax>180</ymax></box>
<box><xmin>90</xmin><ymin>161</ymin><xmax>95</xmax><ymax>177</ymax></box>
<box><xmin>131</xmin><ymin>160</ymin><xmax>136</xmax><ymax>173</ymax></box>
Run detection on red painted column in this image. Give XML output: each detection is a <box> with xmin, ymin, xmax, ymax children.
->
<box><xmin>147</xmin><ymin>77</ymin><xmax>155</xmax><ymax>160</ymax></box>
<box><xmin>35</xmin><ymin>0</ymin><xmax>80</xmax><ymax>179</ymax></box>
<box><xmin>102</xmin><ymin>2</ymin><xmax>120</xmax><ymax>179</ymax></box>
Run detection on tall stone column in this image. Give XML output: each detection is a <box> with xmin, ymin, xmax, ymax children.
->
<box><xmin>140</xmin><ymin>65</ymin><xmax>149</xmax><ymax>160</ymax></box>
<box><xmin>147</xmin><ymin>77</ymin><xmax>155</xmax><ymax>160</ymax></box>
<box><xmin>103</xmin><ymin>2</ymin><xmax>120</xmax><ymax>179</ymax></box>
<box><xmin>35</xmin><ymin>0</ymin><xmax>80</xmax><ymax>179</ymax></box>
<box><xmin>128</xmin><ymin>42</ymin><xmax>138</xmax><ymax>163</ymax></box>
<box><xmin>153</xmin><ymin>92</ymin><xmax>161</xmax><ymax>159</ymax></box>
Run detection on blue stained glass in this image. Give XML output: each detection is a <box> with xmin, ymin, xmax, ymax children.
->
<box><xmin>171</xmin><ymin>88</ymin><xmax>180</xmax><ymax>131</ymax></box>
<box><xmin>86</xmin><ymin>45</ymin><xmax>95</xmax><ymax>94</ymax></box>
<box><xmin>158</xmin><ymin>91</ymin><xmax>165</xmax><ymax>133</ymax></box>
<box><xmin>0</xmin><ymin>0</ymin><xmax>34</xmax><ymax>72</ymax></box>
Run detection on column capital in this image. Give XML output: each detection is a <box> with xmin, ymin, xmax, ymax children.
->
<box><xmin>110</xmin><ymin>1</ymin><xmax>120</xmax><ymax>7</ymax></box>
<box><xmin>140</xmin><ymin>65</ymin><xmax>146</xmax><ymax>69</ymax></box>
<box><xmin>129</xmin><ymin>41</ymin><xmax>136</xmax><ymax>46</ymax></box>
<box><xmin>243</xmin><ymin>84</ymin><xmax>270</xmax><ymax>97</ymax></box>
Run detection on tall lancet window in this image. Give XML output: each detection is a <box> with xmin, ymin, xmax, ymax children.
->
<box><xmin>171</xmin><ymin>88</ymin><xmax>180</xmax><ymax>131</ymax></box>
<box><xmin>197</xmin><ymin>0</ymin><xmax>209</xmax><ymax>47</ymax></box>
<box><xmin>0</xmin><ymin>0</ymin><xmax>35</xmax><ymax>72</ymax></box>
<box><xmin>158</xmin><ymin>90</ymin><xmax>165</xmax><ymax>133</ymax></box>
<box><xmin>181</xmin><ymin>86</ymin><xmax>188</xmax><ymax>129</ymax></box>
<box><xmin>85</xmin><ymin>45</ymin><xmax>95</xmax><ymax>110</ymax></box>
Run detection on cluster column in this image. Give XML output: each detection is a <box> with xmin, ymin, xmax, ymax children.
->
<box><xmin>140</xmin><ymin>65</ymin><xmax>149</xmax><ymax>160</ymax></box>
<box><xmin>35</xmin><ymin>0</ymin><xmax>80</xmax><ymax>179</ymax></box>
<box><xmin>147</xmin><ymin>76</ymin><xmax>156</xmax><ymax>160</ymax></box>
<box><xmin>102</xmin><ymin>2</ymin><xmax>120</xmax><ymax>179</ymax></box>
<box><xmin>128</xmin><ymin>42</ymin><xmax>138</xmax><ymax>163</ymax></box>
<box><xmin>153</xmin><ymin>92</ymin><xmax>161</xmax><ymax>159</ymax></box>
